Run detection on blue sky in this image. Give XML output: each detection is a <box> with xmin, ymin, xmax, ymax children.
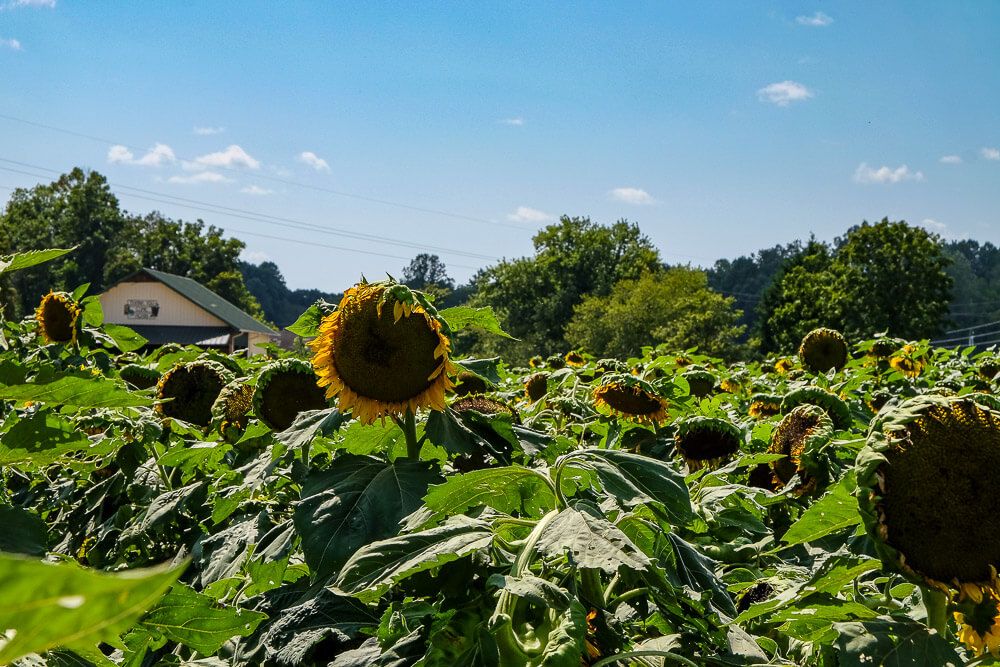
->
<box><xmin>1</xmin><ymin>1</ymin><xmax>998</xmax><ymax>291</ymax></box>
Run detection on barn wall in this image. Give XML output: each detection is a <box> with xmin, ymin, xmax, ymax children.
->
<box><xmin>101</xmin><ymin>282</ymin><xmax>228</xmax><ymax>328</ymax></box>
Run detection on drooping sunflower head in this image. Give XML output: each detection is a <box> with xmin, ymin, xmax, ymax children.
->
<box><xmin>954</xmin><ymin>583</ymin><xmax>1000</xmax><ymax>658</ymax></box>
<box><xmin>673</xmin><ymin>416</ymin><xmax>743</xmax><ymax>471</ymax></box>
<box><xmin>858</xmin><ymin>394</ymin><xmax>1000</xmax><ymax>591</ymax></box>
<box><xmin>980</xmin><ymin>358</ymin><xmax>1000</xmax><ymax>382</ymax></box>
<box><xmin>736</xmin><ymin>581</ymin><xmax>776</xmax><ymax>614</ymax></box>
<box><xmin>595</xmin><ymin>358</ymin><xmax>628</xmax><ymax>376</ymax></box>
<box><xmin>564</xmin><ymin>350</ymin><xmax>586</xmax><ymax>367</ymax></box>
<box><xmin>524</xmin><ymin>372</ymin><xmax>549</xmax><ymax>403</ymax></box>
<box><xmin>35</xmin><ymin>291</ymin><xmax>81</xmax><ymax>344</ymax></box>
<box><xmin>546</xmin><ymin>354</ymin><xmax>566</xmax><ymax>370</ymax></box>
<box><xmin>453</xmin><ymin>371</ymin><xmax>489</xmax><ymax>397</ymax></box>
<box><xmin>309</xmin><ymin>280</ymin><xmax>457</xmax><ymax>424</ymax></box>
<box><xmin>452</xmin><ymin>394</ymin><xmax>518</xmax><ymax>420</ymax></box>
<box><xmin>680</xmin><ymin>369</ymin><xmax>716</xmax><ymax>398</ymax></box>
<box><xmin>156</xmin><ymin>360</ymin><xmax>234</xmax><ymax>427</ymax></box>
<box><xmin>748</xmin><ymin>393</ymin><xmax>783</xmax><ymax>419</ymax></box>
<box><xmin>528</xmin><ymin>355</ymin><xmax>544</xmax><ymax>369</ymax></box>
<box><xmin>769</xmin><ymin>404</ymin><xmax>834</xmax><ymax>492</ymax></box>
<box><xmin>253</xmin><ymin>358</ymin><xmax>328</xmax><ymax>431</ymax></box>
<box><xmin>674</xmin><ymin>355</ymin><xmax>692</xmax><ymax>368</ymax></box>
<box><xmin>889</xmin><ymin>343</ymin><xmax>926</xmax><ymax>378</ymax></box>
<box><xmin>781</xmin><ymin>386</ymin><xmax>852</xmax><ymax>430</ymax></box>
<box><xmin>798</xmin><ymin>328</ymin><xmax>849</xmax><ymax>373</ymax></box>
<box><xmin>211</xmin><ymin>380</ymin><xmax>254</xmax><ymax>442</ymax></box>
<box><xmin>592</xmin><ymin>373</ymin><xmax>669</xmax><ymax>426</ymax></box>
<box><xmin>720</xmin><ymin>372</ymin><xmax>747</xmax><ymax>395</ymax></box>
<box><xmin>868</xmin><ymin>336</ymin><xmax>903</xmax><ymax>360</ymax></box>
<box><xmin>774</xmin><ymin>357</ymin><xmax>795</xmax><ymax>374</ymax></box>
<box><xmin>119</xmin><ymin>364</ymin><xmax>161</xmax><ymax>390</ymax></box>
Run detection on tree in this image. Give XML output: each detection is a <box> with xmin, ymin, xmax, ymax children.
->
<box><xmin>565</xmin><ymin>268</ymin><xmax>746</xmax><ymax>359</ymax></box>
<box><xmin>706</xmin><ymin>242</ymin><xmax>803</xmax><ymax>336</ymax></box>
<box><xmin>468</xmin><ymin>216</ymin><xmax>661</xmax><ymax>361</ymax></box>
<box><xmin>240</xmin><ymin>260</ymin><xmax>342</xmax><ymax>327</ymax></box>
<box><xmin>402</xmin><ymin>253</ymin><xmax>454</xmax><ymax>302</ymax></box>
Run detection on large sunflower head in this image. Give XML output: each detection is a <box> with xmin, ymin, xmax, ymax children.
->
<box><xmin>253</xmin><ymin>358</ymin><xmax>328</xmax><ymax>431</ymax></box>
<box><xmin>211</xmin><ymin>380</ymin><xmax>254</xmax><ymax>442</ymax></box>
<box><xmin>593</xmin><ymin>373</ymin><xmax>669</xmax><ymax>426</ymax></box>
<box><xmin>748</xmin><ymin>393</ymin><xmax>783</xmax><ymax>419</ymax></box>
<box><xmin>680</xmin><ymin>369</ymin><xmax>716</xmax><ymax>398</ymax></box>
<box><xmin>769</xmin><ymin>404</ymin><xmax>834</xmax><ymax>493</ymax></box>
<box><xmin>858</xmin><ymin>394</ymin><xmax>1000</xmax><ymax>591</ymax></box>
<box><xmin>798</xmin><ymin>328</ymin><xmax>848</xmax><ymax>373</ymax></box>
<box><xmin>673</xmin><ymin>416</ymin><xmax>742</xmax><ymax>471</ymax></box>
<box><xmin>156</xmin><ymin>360</ymin><xmax>234</xmax><ymax>426</ymax></box>
<box><xmin>35</xmin><ymin>291</ymin><xmax>81</xmax><ymax>344</ymax></box>
<box><xmin>119</xmin><ymin>364</ymin><xmax>161</xmax><ymax>390</ymax></box>
<box><xmin>524</xmin><ymin>372</ymin><xmax>549</xmax><ymax>403</ymax></box>
<box><xmin>308</xmin><ymin>280</ymin><xmax>457</xmax><ymax>424</ymax></box>
<box><xmin>781</xmin><ymin>386</ymin><xmax>852</xmax><ymax>430</ymax></box>
<box><xmin>564</xmin><ymin>350</ymin><xmax>586</xmax><ymax>367</ymax></box>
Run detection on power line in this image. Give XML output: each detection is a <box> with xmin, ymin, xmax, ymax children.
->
<box><xmin>0</xmin><ymin>111</ymin><xmax>530</xmax><ymax>231</ymax></box>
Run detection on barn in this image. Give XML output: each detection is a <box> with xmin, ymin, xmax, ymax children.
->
<box><xmin>100</xmin><ymin>268</ymin><xmax>277</xmax><ymax>356</ymax></box>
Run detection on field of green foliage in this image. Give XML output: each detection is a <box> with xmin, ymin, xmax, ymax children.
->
<box><xmin>2</xmin><ymin>248</ymin><xmax>1000</xmax><ymax>667</ymax></box>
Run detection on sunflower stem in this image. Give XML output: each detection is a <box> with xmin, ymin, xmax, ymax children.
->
<box><xmin>402</xmin><ymin>409</ymin><xmax>420</xmax><ymax>460</ymax></box>
<box><xmin>921</xmin><ymin>585</ymin><xmax>949</xmax><ymax>636</ymax></box>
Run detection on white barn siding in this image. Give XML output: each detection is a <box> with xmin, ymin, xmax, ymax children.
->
<box><xmin>101</xmin><ymin>282</ymin><xmax>228</xmax><ymax>328</ymax></box>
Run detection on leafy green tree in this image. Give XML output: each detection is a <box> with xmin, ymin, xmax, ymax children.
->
<box><xmin>565</xmin><ymin>268</ymin><xmax>746</xmax><ymax>359</ymax></box>
<box><xmin>402</xmin><ymin>253</ymin><xmax>454</xmax><ymax>303</ymax></box>
<box><xmin>240</xmin><ymin>260</ymin><xmax>341</xmax><ymax>327</ymax></box>
<box><xmin>941</xmin><ymin>240</ymin><xmax>1000</xmax><ymax>331</ymax></box>
<box><xmin>707</xmin><ymin>242</ymin><xmax>803</xmax><ymax>335</ymax></box>
<box><xmin>468</xmin><ymin>216</ymin><xmax>661</xmax><ymax>361</ymax></box>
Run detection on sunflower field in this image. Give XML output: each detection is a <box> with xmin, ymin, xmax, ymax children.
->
<box><xmin>3</xmin><ymin>248</ymin><xmax>1000</xmax><ymax>667</ymax></box>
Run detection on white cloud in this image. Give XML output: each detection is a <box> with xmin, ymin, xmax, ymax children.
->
<box><xmin>507</xmin><ymin>206</ymin><xmax>553</xmax><ymax>223</ymax></box>
<box><xmin>167</xmin><ymin>171</ymin><xmax>231</xmax><ymax>185</ymax></box>
<box><xmin>921</xmin><ymin>218</ymin><xmax>947</xmax><ymax>233</ymax></box>
<box><xmin>193</xmin><ymin>126</ymin><xmax>225</xmax><ymax>136</ymax></box>
<box><xmin>3</xmin><ymin>0</ymin><xmax>56</xmax><ymax>7</ymax></box>
<box><xmin>795</xmin><ymin>11</ymin><xmax>833</xmax><ymax>26</ymax></box>
<box><xmin>757</xmin><ymin>80</ymin><xmax>814</xmax><ymax>106</ymax></box>
<box><xmin>982</xmin><ymin>147</ymin><xmax>1000</xmax><ymax>161</ymax></box>
<box><xmin>297</xmin><ymin>151</ymin><xmax>330</xmax><ymax>172</ymax></box>
<box><xmin>106</xmin><ymin>142</ymin><xmax>175</xmax><ymax>167</ymax></box>
<box><xmin>853</xmin><ymin>162</ymin><xmax>924</xmax><ymax>184</ymax></box>
<box><xmin>192</xmin><ymin>144</ymin><xmax>260</xmax><ymax>170</ymax></box>
<box><xmin>610</xmin><ymin>187</ymin><xmax>655</xmax><ymax>205</ymax></box>
<box><xmin>241</xmin><ymin>249</ymin><xmax>270</xmax><ymax>264</ymax></box>
<box><xmin>240</xmin><ymin>185</ymin><xmax>273</xmax><ymax>195</ymax></box>
<box><xmin>501</xmin><ymin>117</ymin><xmax>525</xmax><ymax>126</ymax></box>
<box><xmin>0</xmin><ymin>37</ymin><xmax>21</xmax><ymax>50</ymax></box>
<box><xmin>940</xmin><ymin>154</ymin><xmax>962</xmax><ymax>164</ymax></box>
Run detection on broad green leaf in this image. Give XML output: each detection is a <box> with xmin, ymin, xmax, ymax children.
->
<box><xmin>336</xmin><ymin>419</ymin><xmax>405</xmax><ymax>456</ymax></box>
<box><xmin>103</xmin><ymin>324</ymin><xmax>148</xmax><ymax>353</ymax></box>
<box><xmin>0</xmin><ymin>554</ymin><xmax>184</xmax><ymax>663</ymax></box>
<box><xmin>332</xmin><ymin>515</ymin><xmax>493</xmax><ymax>603</ymax></box>
<box><xmin>439</xmin><ymin>306</ymin><xmax>515</xmax><ymax>339</ymax></box>
<box><xmin>0</xmin><ymin>411</ymin><xmax>93</xmax><ymax>465</ymax></box>
<box><xmin>534</xmin><ymin>501</ymin><xmax>650</xmax><ymax>574</ymax></box>
<box><xmin>0</xmin><ymin>376</ymin><xmax>152</xmax><ymax>408</ymax></box>
<box><xmin>275</xmin><ymin>407</ymin><xmax>347</xmax><ymax>451</ymax></box>
<box><xmin>0</xmin><ymin>247</ymin><xmax>75</xmax><ymax>274</ymax></box>
<box><xmin>0</xmin><ymin>506</ymin><xmax>48</xmax><ymax>556</ymax></box>
<box><xmin>286</xmin><ymin>301</ymin><xmax>333</xmax><ymax>338</ymax></box>
<box><xmin>486</xmin><ymin>574</ymin><xmax>572</xmax><ymax>610</ymax></box>
<box><xmin>80</xmin><ymin>296</ymin><xmax>103</xmax><ymax>327</ymax></box>
<box><xmin>453</xmin><ymin>357</ymin><xmax>503</xmax><ymax>385</ymax></box>
<box><xmin>294</xmin><ymin>455</ymin><xmax>443</xmax><ymax>579</ymax></box>
<box><xmin>423</xmin><ymin>466</ymin><xmax>555</xmax><ymax>518</ymax></box>
<box><xmin>664</xmin><ymin>532</ymin><xmax>737</xmax><ymax>616</ymax></box>
<box><xmin>782</xmin><ymin>472</ymin><xmax>862</xmax><ymax>545</ymax></box>
<box><xmin>140</xmin><ymin>585</ymin><xmax>266</xmax><ymax>654</ymax></box>
<box><xmin>833</xmin><ymin>618</ymin><xmax>960</xmax><ymax>667</ymax></box>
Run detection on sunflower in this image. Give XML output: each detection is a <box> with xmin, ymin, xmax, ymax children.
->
<box><xmin>595</xmin><ymin>358</ymin><xmax>627</xmax><ymax>376</ymax></box>
<box><xmin>769</xmin><ymin>404</ymin><xmax>834</xmax><ymax>492</ymax></box>
<box><xmin>954</xmin><ymin>583</ymin><xmax>1000</xmax><ymax>657</ymax></box>
<box><xmin>309</xmin><ymin>281</ymin><xmax>457</xmax><ymax>425</ymax></box>
<box><xmin>119</xmin><ymin>364</ymin><xmax>161</xmax><ymax>390</ymax></box>
<box><xmin>564</xmin><ymin>350</ymin><xmax>586</xmax><ymax>367</ymax></box>
<box><xmin>211</xmin><ymin>380</ymin><xmax>254</xmax><ymax>442</ymax></box>
<box><xmin>798</xmin><ymin>328</ymin><xmax>848</xmax><ymax>373</ymax></box>
<box><xmin>889</xmin><ymin>343</ymin><xmax>926</xmax><ymax>378</ymax></box>
<box><xmin>748</xmin><ymin>393</ymin><xmax>783</xmax><ymax>419</ymax></box>
<box><xmin>528</xmin><ymin>355</ymin><xmax>544</xmax><ymax>369</ymax></box>
<box><xmin>680</xmin><ymin>369</ymin><xmax>716</xmax><ymax>398</ymax></box>
<box><xmin>774</xmin><ymin>358</ymin><xmax>794</xmax><ymax>374</ymax></box>
<box><xmin>452</xmin><ymin>394</ymin><xmax>520</xmax><ymax>422</ymax></box>
<box><xmin>674</xmin><ymin>355</ymin><xmax>692</xmax><ymax>368</ymax></box>
<box><xmin>35</xmin><ymin>291</ymin><xmax>81</xmax><ymax>344</ymax></box>
<box><xmin>453</xmin><ymin>371</ymin><xmax>489</xmax><ymax>397</ymax></box>
<box><xmin>593</xmin><ymin>374</ymin><xmax>669</xmax><ymax>426</ymax></box>
<box><xmin>781</xmin><ymin>386</ymin><xmax>852</xmax><ymax>429</ymax></box>
<box><xmin>254</xmin><ymin>358</ymin><xmax>328</xmax><ymax>431</ymax></box>
<box><xmin>980</xmin><ymin>358</ymin><xmax>1000</xmax><ymax>382</ymax></box>
<box><xmin>736</xmin><ymin>581</ymin><xmax>775</xmax><ymax>614</ymax></box>
<box><xmin>858</xmin><ymin>394</ymin><xmax>1000</xmax><ymax>592</ymax></box>
<box><xmin>524</xmin><ymin>372</ymin><xmax>549</xmax><ymax>403</ymax></box>
<box><xmin>673</xmin><ymin>416</ymin><xmax>742</xmax><ymax>471</ymax></box>
<box><xmin>868</xmin><ymin>336</ymin><xmax>902</xmax><ymax>360</ymax></box>
<box><xmin>720</xmin><ymin>374</ymin><xmax>745</xmax><ymax>394</ymax></box>
<box><xmin>156</xmin><ymin>360</ymin><xmax>234</xmax><ymax>427</ymax></box>
<box><xmin>450</xmin><ymin>395</ymin><xmax>520</xmax><ymax>470</ymax></box>
<box><xmin>546</xmin><ymin>354</ymin><xmax>566</xmax><ymax>370</ymax></box>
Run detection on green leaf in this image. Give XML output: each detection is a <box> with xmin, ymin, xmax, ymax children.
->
<box><xmin>833</xmin><ymin>618</ymin><xmax>960</xmax><ymax>666</ymax></box>
<box><xmin>0</xmin><ymin>411</ymin><xmax>93</xmax><ymax>465</ymax></box>
<box><xmin>439</xmin><ymin>306</ymin><xmax>515</xmax><ymax>339</ymax></box>
<box><xmin>332</xmin><ymin>515</ymin><xmax>493</xmax><ymax>603</ymax></box>
<box><xmin>0</xmin><ymin>554</ymin><xmax>184</xmax><ymax>663</ymax></box>
<box><xmin>336</xmin><ymin>419</ymin><xmax>405</xmax><ymax>456</ymax></box>
<box><xmin>0</xmin><ymin>376</ymin><xmax>153</xmax><ymax>408</ymax></box>
<box><xmin>664</xmin><ymin>532</ymin><xmax>737</xmax><ymax>616</ymax></box>
<box><xmin>487</xmin><ymin>574</ymin><xmax>572</xmax><ymax>611</ymax></box>
<box><xmin>424</xmin><ymin>466</ymin><xmax>556</xmax><ymax>519</ymax></box>
<box><xmin>534</xmin><ymin>501</ymin><xmax>650</xmax><ymax>574</ymax></box>
<box><xmin>286</xmin><ymin>303</ymin><xmax>326</xmax><ymax>338</ymax></box>
<box><xmin>275</xmin><ymin>407</ymin><xmax>347</xmax><ymax>451</ymax></box>
<box><xmin>140</xmin><ymin>584</ymin><xmax>266</xmax><ymax>655</ymax></box>
<box><xmin>453</xmin><ymin>357</ymin><xmax>503</xmax><ymax>385</ymax></box>
<box><xmin>0</xmin><ymin>506</ymin><xmax>48</xmax><ymax>556</ymax></box>
<box><xmin>294</xmin><ymin>455</ymin><xmax>443</xmax><ymax>579</ymax></box>
<box><xmin>782</xmin><ymin>472</ymin><xmax>862</xmax><ymax>546</ymax></box>
<box><xmin>102</xmin><ymin>324</ymin><xmax>148</xmax><ymax>353</ymax></box>
<box><xmin>80</xmin><ymin>296</ymin><xmax>103</xmax><ymax>327</ymax></box>
<box><xmin>0</xmin><ymin>247</ymin><xmax>75</xmax><ymax>274</ymax></box>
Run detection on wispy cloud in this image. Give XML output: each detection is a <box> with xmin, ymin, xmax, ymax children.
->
<box><xmin>757</xmin><ymin>80</ymin><xmax>813</xmax><ymax>106</ymax></box>
<box><xmin>982</xmin><ymin>147</ymin><xmax>1000</xmax><ymax>161</ymax></box>
<box><xmin>2</xmin><ymin>0</ymin><xmax>55</xmax><ymax>8</ymax></box>
<box><xmin>795</xmin><ymin>11</ymin><xmax>833</xmax><ymax>26</ymax></box>
<box><xmin>191</xmin><ymin>144</ymin><xmax>260</xmax><ymax>170</ymax></box>
<box><xmin>0</xmin><ymin>37</ymin><xmax>21</xmax><ymax>50</ymax></box>
<box><xmin>240</xmin><ymin>185</ymin><xmax>273</xmax><ymax>196</ymax></box>
<box><xmin>853</xmin><ymin>163</ymin><xmax>924</xmax><ymax>184</ymax></box>
<box><xmin>193</xmin><ymin>126</ymin><xmax>225</xmax><ymax>136</ymax></box>
<box><xmin>507</xmin><ymin>206</ymin><xmax>553</xmax><ymax>223</ymax></box>
<box><xmin>921</xmin><ymin>218</ymin><xmax>947</xmax><ymax>233</ymax></box>
<box><xmin>501</xmin><ymin>117</ymin><xmax>525</xmax><ymax>126</ymax></box>
<box><xmin>241</xmin><ymin>249</ymin><xmax>270</xmax><ymax>264</ymax></box>
<box><xmin>610</xmin><ymin>187</ymin><xmax>655</xmax><ymax>205</ymax></box>
<box><xmin>940</xmin><ymin>155</ymin><xmax>962</xmax><ymax>164</ymax></box>
<box><xmin>298</xmin><ymin>151</ymin><xmax>330</xmax><ymax>172</ymax></box>
<box><xmin>107</xmin><ymin>143</ymin><xmax>176</xmax><ymax>167</ymax></box>
<box><xmin>168</xmin><ymin>171</ymin><xmax>231</xmax><ymax>185</ymax></box>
